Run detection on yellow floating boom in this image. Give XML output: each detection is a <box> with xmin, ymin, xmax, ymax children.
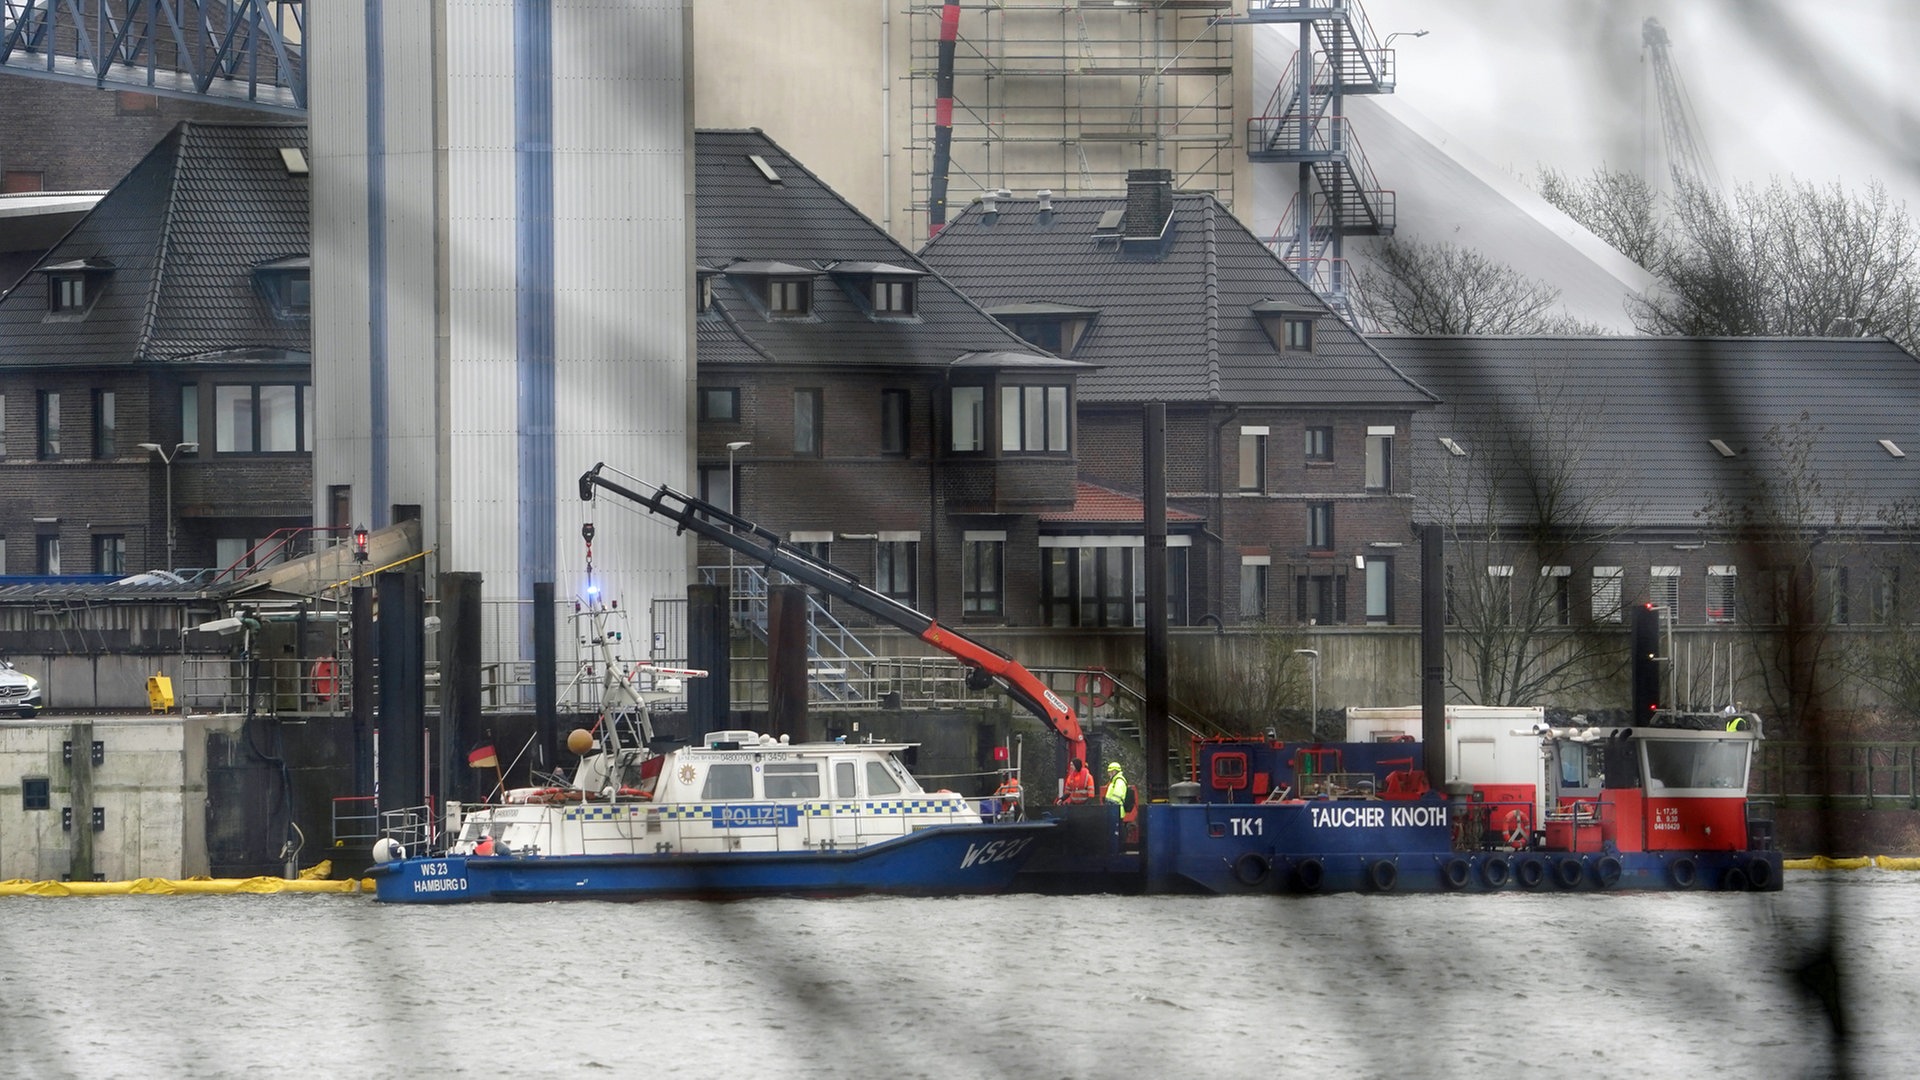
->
<box><xmin>1783</xmin><ymin>855</ymin><xmax>1920</xmax><ymax>871</ymax></box>
<box><xmin>0</xmin><ymin>861</ymin><xmax>374</xmax><ymax>896</ymax></box>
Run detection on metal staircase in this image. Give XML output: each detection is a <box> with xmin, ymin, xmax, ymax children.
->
<box><xmin>1238</xmin><ymin>0</ymin><xmax>1398</xmax><ymax>311</ymax></box>
<box><xmin>710</xmin><ymin>565</ymin><xmax>879</xmax><ymax>704</ymax></box>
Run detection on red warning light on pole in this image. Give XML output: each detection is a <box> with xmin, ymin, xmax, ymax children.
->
<box><xmin>353</xmin><ymin>524</ymin><xmax>369</xmax><ymax>563</ymax></box>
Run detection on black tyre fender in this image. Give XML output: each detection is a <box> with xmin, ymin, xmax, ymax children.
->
<box><xmin>1516</xmin><ymin>855</ymin><xmax>1546</xmax><ymax>889</ymax></box>
<box><xmin>1442</xmin><ymin>857</ymin><xmax>1472</xmax><ymax>890</ymax></box>
<box><xmin>1722</xmin><ymin>865</ymin><xmax>1751</xmax><ymax>892</ymax></box>
<box><xmin>1745</xmin><ymin>857</ymin><xmax>1775</xmax><ymax>890</ymax></box>
<box><xmin>1482</xmin><ymin>855</ymin><xmax>1511</xmax><ymax>888</ymax></box>
<box><xmin>1369</xmin><ymin>859</ymin><xmax>1398</xmax><ymax>892</ymax></box>
<box><xmin>1670</xmin><ymin>857</ymin><xmax>1697</xmax><ymax>889</ymax></box>
<box><xmin>1595</xmin><ymin>855</ymin><xmax>1623</xmax><ymax>889</ymax></box>
<box><xmin>1554</xmin><ymin>857</ymin><xmax>1586</xmax><ymax>889</ymax></box>
<box><xmin>1233</xmin><ymin>852</ymin><xmax>1271</xmax><ymax>887</ymax></box>
<box><xmin>1294</xmin><ymin>857</ymin><xmax>1325</xmax><ymax>892</ymax></box>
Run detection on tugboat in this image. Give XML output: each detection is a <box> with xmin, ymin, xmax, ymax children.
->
<box><xmin>366</xmin><ymin>532</ymin><xmax>1050</xmax><ymax>904</ymax></box>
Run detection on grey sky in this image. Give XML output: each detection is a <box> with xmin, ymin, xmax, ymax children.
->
<box><xmin>1352</xmin><ymin>0</ymin><xmax>1920</xmax><ymax>204</ymax></box>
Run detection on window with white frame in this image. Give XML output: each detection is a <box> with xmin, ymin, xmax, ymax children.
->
<box><xmin>1365</xmin><ymin>427</ymin><xmax>1393</xmax><ymax>491</ymax></box>
<box><xmin>1651</xmin><ymin>566</ymin><xmax>1680</xmax><ymax>618</ymax></box>
<box><xmin>950</xmin><ymin>387</ymin><xmax>986</xmax><ymax>452</ymax></box>
<box><xmin>1706</xmin><ymin>566</ymin><xmax>1737</xmax><ymax>623</ymax></box>
<box><xmin>999</xmin><ymin>384</ymin><xmax>1070</xmax><ymax>453</ymax></box>
<box><xmin>1542</xmin><ymin>565</ymin><xmax>1571</xmax><ymax>626</ymax></box>
<box><xmin>1487</xmin><ymin>565</ymin><xmax>1514</xmax><ymax>625</ymax></box>
<box><xmin>1873</xmin><ymin>566</ymin><xmax>1900</xmax><ymax>624</ymax></box>
<box><xmin>1238</xmin><ymin>427</ymin><xmax>1267</xmax><ymax>492</ymax></box>
<box><xmin>1592</xmin><ymin>566</ymin><xmax>1624</xmax><ymax>623</ymax></box>
<box><xmin>1365</xmin><ymin>556</ymin><xmax>1392</xmax><ymax>623</ymax></box>
<box><xmin>1824</xmin><ymin>566</ymin><xmax>1850</xmax><ymax>625</ymax></box>
<box><xmin>1240</xmin><ymin>554</ymin><xmax>1270</xmax><ymax>622</ymax></box>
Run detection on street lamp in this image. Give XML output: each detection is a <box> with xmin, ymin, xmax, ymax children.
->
<box><xmin>137</xmin><ymin>441</ymin><xmax>198</xmax><ymax>571</ymax></box>
<box><xmin>724</xmin><ymin>441</ymin><xmax>751</xmax><ymax>594</ymax></box>
<box><xmin>1294</xmin><ymin>648</ymin><xmax>1320</xmax><ymax>738</ymax></box>
<box><xmin>1383</xmin><ymin>29</ymin><xmax>1429</xmax><ymax>47</ymax></box>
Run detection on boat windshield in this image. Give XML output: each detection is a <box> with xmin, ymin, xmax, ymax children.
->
<box><xmin>866</xmin><ymin>760</ymin><xmax>902</xmax><ymax>795</ymax></box>
<box><xmin>1641</xmin><ymin>738</ymin><xmax>1750</xmax><ymax>792</ymax></box>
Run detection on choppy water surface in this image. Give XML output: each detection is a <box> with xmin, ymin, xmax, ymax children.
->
<box><xmin>0</xmin><ymin>872</ymin><xmax>1911</xmax><ymax>1079</ymax></box>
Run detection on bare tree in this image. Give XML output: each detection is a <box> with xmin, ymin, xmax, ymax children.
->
<box><xmin>1535</xmin><ymin>165</ymin><xmax>1665</xmax><ymax>267</ymax></box>
<box><xmin>1538</xmin><ymin>168</ymin><xmax>1920</xmax><ymax>351</ymax></box>
<box><xmin>1425</xmin><ymin>373</ymin><xmax>1642</xmax><ymax>705</ymax></box>
<box><xmin>1703</xmin><ymin>414</ymin><xmax>1873</xmax><ymax>730</ymax></box>
<box><xmin>1352</xmin><ymin>238</ymin><xmax>1603</xmax><ymax>335</ymax></box>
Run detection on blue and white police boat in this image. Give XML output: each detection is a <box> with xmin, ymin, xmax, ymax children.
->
<box><xmin>367</xmin><ymin>725</ymin><xmax>1051</xmax><ymax>904</ymax></box>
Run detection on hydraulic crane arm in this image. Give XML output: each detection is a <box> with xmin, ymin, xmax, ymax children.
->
<box><xmin>580</xmin><ymin>463</ymin><xmax>1088</xmax><ymax>765</ymax></box>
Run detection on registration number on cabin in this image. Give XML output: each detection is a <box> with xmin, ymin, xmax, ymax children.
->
<box><xmin>411</xmin><ymin>861</ymin><xmax>468</xmax><ymax>893</ymax></box>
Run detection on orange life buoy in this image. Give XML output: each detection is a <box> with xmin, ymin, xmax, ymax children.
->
<box><xmin>617</xmin><ymin>787</ymin><xmax>653</xmax><ymax>800</ymax></box>
<box><xmin>1504</xmin><ymin>809</ymin><xmax>1529</xmax><ymax>850</ymax></box>
<box><xmin>311</xmin><ymin>656</ymin><xmax>338</xmax><ymax>703</ymax></box>
<box><xmin>1074</xmin><ymin>669</ymin><xmax>1117</xmax><ymax>711</ymax></box>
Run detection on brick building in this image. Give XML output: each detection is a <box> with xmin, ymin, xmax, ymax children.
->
<box><xmin>920</xmin><ymin>171</ymin><xmax>1439</xmax><ymax>628</ymax></box>
<box><xmin>0</xmin><ymin>121</ymin><xmax>313</xmax><ymax>579</ymax></box>
<box><xmin>693</xmin><ymin>129</ymin><xmax>1096</xmax><ymax>629</ymax></box>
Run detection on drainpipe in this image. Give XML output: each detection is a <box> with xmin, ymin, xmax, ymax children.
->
<box><xmin>1210</xmin><ymin>405</ymin><xmax>1240</xmax><ymax>622</ymax></box>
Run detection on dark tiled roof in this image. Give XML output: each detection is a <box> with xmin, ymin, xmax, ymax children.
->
<box><xmin>693</xmin><ymin>130</ymin><xmax>1047</xmax><ymax>369</ymax></box>
<box><xmin>919</xmin><ymin>193</ymin><xmax>1437</xmax><ymax>408</ymax></box>
<box><xmin>0</xmin><ymin>122</ymin><xmax>309</xmax><ymax>368</ymax></box>
<box><xmin>1038</xmin><ymin>481</ymin><xmax>1203</xmax><ymax>526</ymax></box>
<box><xmin>1371</xmin><ymin>335</ymin><xmax>1920</xmax><ymax>530</ymax></box>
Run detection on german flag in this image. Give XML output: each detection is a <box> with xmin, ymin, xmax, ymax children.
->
<box><xmin>467</xmin><ymin>744</ymin><xmax>499</xmax><ymax>770</ymax></box>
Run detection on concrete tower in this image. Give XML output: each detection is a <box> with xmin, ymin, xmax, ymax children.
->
<box><xmin>308</xmin><ymin>2</ymin><xmax>695</xmax><ymax>650</ymax></box>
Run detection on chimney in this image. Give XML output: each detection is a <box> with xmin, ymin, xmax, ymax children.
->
<box><xmin>1123</xmin><ymin>168</ymin><xmax>1173</xmax><ymax>239</ymax></box>
<box><xmin>980</xmin><ymin>190</ymin><xmax>997</xmax><ymax>215</ymax></box>
<box><xmin>1036</xmin><ymin>189</ymin><xmax>1053</xmax><ymax>212</ymax></box>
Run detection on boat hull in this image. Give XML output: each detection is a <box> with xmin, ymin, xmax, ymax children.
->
<box><xmin>1017</xmin><ymin>803</ymin><xmax>1785</xmax><ymax>895</ymax></box>
<box><xmin>369</xmin><ymin>820</ymin><xmax>1055</xmax><ymax>904</ymax></box>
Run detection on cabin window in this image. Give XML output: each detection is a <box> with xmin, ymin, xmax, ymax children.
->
<box><xmin>1641</xmin><ymin>739</ymin><xmax>1749</xmax><ymax>792</ymax></box>
<box><xmin>864</xmin><ymin>760</ymin><xmax>902</xmax><ymax>796</ymax></box>
<box><xmin>834</xmin><ymin>761</ymin><xmax>857</xmax><ymax>799</ymax></box>
<box><xmin>699</xmin><ymin>763</ymin><xmax>755</xmax><ymax>800</ymax></box>
<box><xmin>763</xmin><ymin>761</ymin><xmax>822</xmax><ymax>800</ymax></box>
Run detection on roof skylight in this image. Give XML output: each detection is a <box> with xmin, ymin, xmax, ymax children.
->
<box><xmin>1709</xmin><ymin>439</ymin><xmax>1737</xmax><ymax>457</ymax></box>
<box><xmin>1880</xmin><ymin>439</ymin><xmax>1906</xmax><ymax>458</ymax></box>
<box><xmin>1439</xmin><ymin>437</ymin><xmax>1466</xmax><ymax>457</ymax></box>
<box><xmin>747</xmin><ymin>154</ymin><xmax>782</xmax><ymax>184</ymax></box>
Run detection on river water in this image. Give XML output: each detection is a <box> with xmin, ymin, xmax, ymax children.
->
<box><xmin>0</xmin><ymin>872</ymin><xmax>1911</xmax><ymax>1079</ymax></box>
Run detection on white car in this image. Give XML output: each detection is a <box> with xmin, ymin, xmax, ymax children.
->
<box><xmin>0</xmin><ymin>660</ymin><xmax>42</xmax><ymax>718</ymax></box>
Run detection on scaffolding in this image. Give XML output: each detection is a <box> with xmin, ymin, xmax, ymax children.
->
<box><xmin>908</xmin><ymin>1</ymin><xmax>1236</xmax><ymax>238</ymax></box>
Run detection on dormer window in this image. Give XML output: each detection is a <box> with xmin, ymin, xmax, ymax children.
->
<box><xmin>828</xmin><ymin>261</ymin><xmax>925</xmax><ymax>320</ymax></box>
<box><xmin>1251</xmin><ymin>299</ymin><xmax>1318</xmax><ymax>353</ymax></box>
<box><xmin>253</xmin><ymin>256</ymin><xmax>311</xmax><ymax>318</ymax></box>
<box><xmin>873</xmin><ymin>278</ymin><xmax>915</xmax><ymax>315</ymax></box>
<box><xmin>767</xmin><ymin>277</ymin><xmax>811</xmax><ymax>316</ymax></box>
<box><xmin>722</xmin><ymin>261</ymin><xmax>816</xmax><ymax>319</ymax></box>
<box><xmin>37</xmin><ymin>258</ymin><xmax>115</xmax><ymax>317</ymax></box>
<box><xmin>986</xmin><ymin>302</ymin><xmax>1098</xmax><ymax>357</ymax></box>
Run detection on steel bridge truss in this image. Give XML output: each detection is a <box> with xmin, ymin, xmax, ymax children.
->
<box><xmin>1</xmin><ymin>0</ymin><xmax>304</xmax><ymax>116</ymax></box>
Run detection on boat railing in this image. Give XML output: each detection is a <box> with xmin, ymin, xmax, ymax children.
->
<box><xmin>379</xmin><ymin>803</ymin><xmax>439</xmax><ymax>855</ymax></box>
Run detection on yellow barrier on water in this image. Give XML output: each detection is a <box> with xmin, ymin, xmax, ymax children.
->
<box><xmin>1784</xmin><ymin>855</ymin><xmax>1920</xmax><ymax>871</ymax></box>
<box><xmin>0</xmin><ymin>860</ymin><xmax>376</xmax><ymax>897</ymax></box>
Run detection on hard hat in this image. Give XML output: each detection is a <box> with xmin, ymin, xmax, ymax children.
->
<box><xmin>1107</xmin><ymin>762</ymin><xmax>1123</xmax><ymax>773</ymax></box>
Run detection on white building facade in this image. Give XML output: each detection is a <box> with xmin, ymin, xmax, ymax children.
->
<box><xmin>308</xmin><ymin>1</ymin><xmax>695</xmax><ymax>649</ymax></box>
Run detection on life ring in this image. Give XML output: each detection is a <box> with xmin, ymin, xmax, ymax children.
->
<box><xmin>311</xmin><ymin>656</ymin><xmax>338</xmax><ymax>703</ymax></box>
<box><xmin>1745</xmin><ymin>857</ymin><xmax>1775</xmax><ymax>890</ymax></box>
<box><xmin>1294</xmin><ymin>857</ymin><xmax>1325</xmax><ymax>892</ymax></box>
<box><xmin>1595</xmin><ymin>855</ymin><xmax>1623</xmax><ymax>889</ymax></box>
<box><xmin>1503</xmin><ymin>809</ymin><xmax>1529</xmax><ymax>850</ymax></box>
<box><xmin>1515</xmin><ymin>855</ymin><xmax>1546</xmax><ymax>889</ymax></box>
<box><xmin>1482</xmin><ymin>855</ymin><xmax>1510</xmax><ymax>888</ymax></box>
<box><xmin>1669</xmin><ymin>857</ymin><xmax>1698</xmax><ymax>889</ymax></box>
<box><xmin>1722</xmin><ymin>865</ymin><xmax>1751</xmax><ymax>892</ymax></box>
<box><xmin>1554</xmin><ymin>857</ymin><xmax>1586</xmax><ymax>889</ymax></box>
<box><xmin>1234</xmin><ymin>853</ymin><xmax>1272</xmax><ymax>887</ymax></box>
<box><xmin>1369</xmin><ymin>859</ymin><xmax>1398</xmax><ymax>892</ymax></box>
<box><xmin>1074</xmin><ymin>670</ymin><xmax>1117</xmax><ymax>711</ymax></box>
<box><xmin>1442</xmin><ymin>857</ymin><xmax>1471</xmax><ymax>890</ymax></box>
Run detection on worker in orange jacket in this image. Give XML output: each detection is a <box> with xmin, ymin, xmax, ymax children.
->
<box><xmin>1061</xmin><ymin>759</ymin><xmax>1095</xmax><ymax>804</ymax></box>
